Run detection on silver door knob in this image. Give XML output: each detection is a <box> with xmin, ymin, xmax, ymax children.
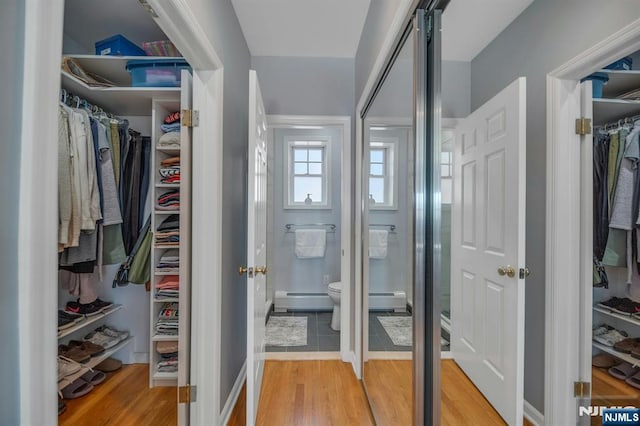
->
<box><xmin>497</xmin><ymin>265</ymin><xmax>516</xmax><ymax>278</ymax></box>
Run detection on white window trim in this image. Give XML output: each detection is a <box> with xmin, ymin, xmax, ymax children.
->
<box><xmin>285</xmin><ymin>136</ymin><xmax>332</xmax><ymax>209</ymax></box>
<box><xmin>369</xmin><ymin>137</ymin><xmax>398</xmax><ymax>210</ymax></box>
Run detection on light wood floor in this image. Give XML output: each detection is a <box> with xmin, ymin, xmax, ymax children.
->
<box><xmin>590</xmin><ymin>366</ymin><xmax>640</xmax><ymax>426</ymax></box>
<box><xmin>58</xmin><ymin>364</ymin><xmax>176</xmax><ymax>426</ymax></box>
<box><xmin>60</xmin><ymin>360</ymin><xmax>536</xmax><ymax>425</ymax></box>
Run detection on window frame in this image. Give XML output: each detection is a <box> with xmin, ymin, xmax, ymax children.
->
<box><xmin>369</xmin><ymin>137</ymin><xmax>398</xmax><ymax>210</ymax></box>
<box><xmin>285</xmin><ymin>137</ymin><xmax>332</xmax><ymax>209</ymax></box>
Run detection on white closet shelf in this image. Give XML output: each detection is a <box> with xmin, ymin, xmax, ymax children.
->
<box><xmin>593</xmin><ymin>98</ymin><xmax>640</xmax><ymax>125</ymax></box>
<box><xmin>593</xmin><ymin>341</ymin><xmax>640</xmax><ymax>366</ymax></box>
<box><xmin>154</xmin><ymin>298</ymin><xmax>180</xmax><ymax>303</ymax></box>
<box><xmin>58</xmin><ymin>305</ymin><xmax>123</xmax><ymax>339</ymax></box>
<box><xmin>598</xmin><ymin>69</ymin><xmax>640</xmax><ymax>98</ymax></box>
<box><xmin>154</xmin><ymin>210</ymin><xmax>180</xmax><ymax>215</ymax></box>
<box><xmin>155</xmin><ymin>183</ymin><xmax>180</xmax><ymax>188</ymax></box>
<box><xmin>58</xmin><ymin>336</ymin><xmax>134</xmax><ymax>391</ymax></box>
<box><xmin>152</xmin><ymin>334</ymin><xmax>179</xmax><ymax>342</ymax></box>
<box><xmin>154</xmin><ymin>271</ymin><xmax>179</xmax><ymax>275</ymax></box>
<box><xmin>61</xmin><ymin>71</ymin><xmax>180</xmax><ymax>116</ymax></box>
<box><xmin>154</xmin><ymin>245</ymin><xmax>180</xmax><ymax>249</ymax></box>
<box><xmin>155</xmin><ymin>147</ymin><xmax>181</xmax><ymax>154</ymax></box>
<box><xmin>593</xmin><ymin>306</ymin><xmax>640</xmax><ymax>327</ymax></box>
<box><xmin>152</xmin><ymin>371</ymin><xmax>178</xmax><ymax>380</ymax></box>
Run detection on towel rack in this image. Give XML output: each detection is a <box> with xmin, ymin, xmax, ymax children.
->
<box><xmin>370</xmin><ymin>223</ymin><xmax>396</xmax><ymax>233</ymax></box>
<box><xmin>285</xmin><ymin>223</ymin><xmax>336</xmax><ymax>233</ymax></box>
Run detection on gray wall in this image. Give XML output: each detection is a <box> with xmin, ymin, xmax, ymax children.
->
<box><xmin>0</xmin><ymin>0</ymin><xmax>24</xmax><ymax>423</ymax></box>
<box><xmin>251</xmin><ymin>56</ymin><xmax>355</xmax><ymax>116</ymax></box>
<box><xmin>470</xmin><ymin>0</ymin><xmax>640</xmax><ymax>412</ymax></box>
<box><xmin>184</xmin><ymin>0</ymin><xmax>251</xmax><ymax>409</ymax></box>
<box><xmin>269</xmin><ymin>128</ymin><xmax>343</xmax><ymax>299</ymax></box>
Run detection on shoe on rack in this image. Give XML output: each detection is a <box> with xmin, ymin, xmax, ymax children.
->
<box><xmin>58</xmin><ymin>344</ymin><xmax>91</xmax><ymax>364</ymax></box>
<box><xmin>58</xmin><ymin>397</ymin><xmax>66</xmax><ymax>416</ymax></box>
<box><xmin>57</xmin><ymin>356</ymin><xmax>82</xmax><ymax>381</ymax></box>
<box><xmin>61</xmin><ymin>378</ymin><xmax>94</xmax><ymax>400</ymax></box>
<box><xmin>68</xmin><ymin>340</ymin><xmax>105</xmax><ymax>357</ymax></box>
<box><xmin>94</xmin><ymin>357</ymin><xmax>122</xmax><ymax>373</ymax></box>
<box><xmin>593</xmin><ymin>328</ymin><xmax>629</xmax><ymax>347</ymax></box>
<box><xmin>90</xmin><ymin>298</ymin><xmax>114</xmax><ymax>312</ymax></box>
<box><xmin>613</xmin><ymin>337</ymin><xmax>640</xmax><ymax>354</ymax></box>
<box><xmin>611</xmin><ymin>298</ymin><xmax>640</xmax><ymax>316</ymax></box>
<box><xmin>58</xmin><ymin>313</ymin><xmax>75</xmax><ymax>331</ymax></box>
<box><xmin>597</xmin><ymin>297</ymin><xmax>625</xmax><ymax>311</ymax></box>
<box><xmin>65</xmin><ymin>301</ymin><xmax>102</xmax><ymax>317</ymax></box>
<box><xmin>592</xmin><ymin>324</ymin><xmax>614</xmax><ymax>339</ymax></box>
<box><xmin>95</xmin><ymin>325</ymin><xmax>129</xmax><ymax>342</ymax></box>
<box><xmin>83</xmin><ymin>330</ymin><xmax>119</xmax><ymax>349</ymax></box>
<box><xmin>80</xmin><ymin>370</ymin><xmax>106</xmax><ymax>386</ymax></box>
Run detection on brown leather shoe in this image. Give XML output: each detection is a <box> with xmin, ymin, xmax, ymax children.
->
<box><xmin>68</xmin><ymin>340</ymin><xmax>105</xmax><ymax>357</ymax></box>
<box><xmin>58</xmin><ymin>344</ymin><xmax>90</xmax><ymax>363</ymax></box>
<box><xmin>613</xmin><ymin>337</ymin><xmax>640</xmax><ymax>354</ymax></box>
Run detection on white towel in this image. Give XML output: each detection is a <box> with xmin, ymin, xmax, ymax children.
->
<box><xmin>369</xmin><ymin>230</ymin><xmax>388</xmax><ymax>259</ymax></box>
<box><xmin>295</xmin><ymin>229</ymin><xmax>327</xmax><ymax>259</ymax></box>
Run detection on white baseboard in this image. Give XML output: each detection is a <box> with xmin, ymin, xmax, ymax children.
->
<box><xmin>265</xmin><ymin>352</ymin><xmax>342</xmax><ymax>361</ymax></box>
<box><xmin>440</xmin><ymin>350</ymin><xmax>453</xmax><ymax>359</ymax></box>
<box><xmin>132</xmin><ymin>352</ymin><xmax>149</xmax><ymax>364</ymax></box>
<box><xmin>524</xmin><ymin>400</ymin><xmax>544</xmax><ymax>426</ymax></box>
<box><xmin>221</xmin><ymin>360</ymin><xmax>246</xmax><ymax>426</ymax></box>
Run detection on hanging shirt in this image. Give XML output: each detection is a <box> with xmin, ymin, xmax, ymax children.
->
<box><xmin>609</xmin><ymin>123</ymin><xmax>640</xmax><ymax>230</ymax></box>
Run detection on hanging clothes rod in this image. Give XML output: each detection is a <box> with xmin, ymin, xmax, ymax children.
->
<box><xmin>370</xmin><ymin>223</ymin><xmax>396</xmax><ymax>232</ymax></box>
<box><xmin>59</xmin><ymin>88</ymin><xmax>118</xmax><ymax>118</ymax></box>
<box><xmin>285</xmin><ymin>223</ymin><xmax>336</xmax><ymax>233</ymax></box>
<box><xmin>596</xmin><ymin>113</ymin><xmax>640</xmax><ymax>130</ymax></box>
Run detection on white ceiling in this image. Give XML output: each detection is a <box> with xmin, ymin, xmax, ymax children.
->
<box><xmin>231</xmin><ymin>0</ymin><xmax>371</xmax><ymax>58</ymax></box>
<box><xmin>232</xmin><ymin>0</ymin><xmax>534</xmax><ymax>61</ymax></box>
<box><xmin>442</xmin><ymin>0</ymin><xmax>535</xmax><ymax>61</ymax></box>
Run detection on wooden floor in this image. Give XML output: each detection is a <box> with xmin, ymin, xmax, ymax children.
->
<box><xmin>60</xmin><ymin>360</ymin><xmax>535</xmax><ymax>425</ymax></box>
<box><xmin>590</xmin><ymin>366</ymin><xmax>640</xmax><ymax>426</ymax></box>
<box><xmin>58</xmin><ymin>364</ymin><xmax>176</xmax><ymax>426</ymax></box>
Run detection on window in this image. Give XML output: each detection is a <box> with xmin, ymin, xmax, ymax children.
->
<box><xmin>369</xmin><ymin>139</ymin><xmax>397</xmax><ymax>209</ymax></box>
<box><xmin>441</xmin><ymin>129</ymin><xmax>454</xmax><ymax>204</ymax></box>
<box><xmin>286</xmin><ymin>139</ymin><xmax>331</xmax><ymax>208</ymax></box>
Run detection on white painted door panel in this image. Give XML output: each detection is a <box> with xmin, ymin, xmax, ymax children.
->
<box><xmin>451</xmin><ymin>77</ymin><xmax>526</xmax><ymax>425</ymax></box>
<box><xmin>246</xmin><ymin>70</ymin><xmax>268</xmax><ymax>426</ymax></box>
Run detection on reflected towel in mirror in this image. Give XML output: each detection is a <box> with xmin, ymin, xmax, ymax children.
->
<box><xmin>369</xmin><ymin>229</ymin><xmax>388</xmax><ymax>259</ymax></box>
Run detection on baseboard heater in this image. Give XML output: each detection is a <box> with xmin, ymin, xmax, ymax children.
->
<box><xmin>274</xmin><ymin>290</ymin><xmax>407</xmax><ymax>312</ymax></box>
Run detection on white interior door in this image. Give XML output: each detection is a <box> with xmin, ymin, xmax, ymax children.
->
<box><xmin>246</xmin><ymin>70</ymin><xmax>268</xmax><ymax>426</ymax></box>
<box><xmin>178</xmin><ymin>69</ymin><xmax>193</xmax><ymax>426</ymax></box>
<box><xmin>451</xmin><ymin>77</ymin><xmax>526</xmax><ymax>425</ymax></box>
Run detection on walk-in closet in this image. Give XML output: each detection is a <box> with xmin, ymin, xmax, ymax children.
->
<box><xmin>587</xmin><ymin>52</ymin><xmax>640</xmax><ymax>408</ymax></box>
<box><xmin>56</xmin><ymin>1</ymin><xmax>193</xmax><ymax>421</ymax></box>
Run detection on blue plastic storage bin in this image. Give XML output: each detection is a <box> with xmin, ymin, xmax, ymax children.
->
<box><xmin>605</xmin><ymin>56</ymin><xmax>633</xmax><ymax>71</ymax></box>
<box><xmin>95</xmin><ymin>34</ymin><xmax>146</xmax><ymax>56</ymax></box>
<box><xmin>126</xmin><ymin>59</ymin><xmax>190</xmax><ymax>87</ymax></box>
<box><xmin>582</xmin><ymin>72</ymin><xmax>609</xmax><ymax>98</ymax></box>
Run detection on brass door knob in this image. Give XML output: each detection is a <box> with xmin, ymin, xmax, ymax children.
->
<box><xmin>497</xmin><ymin>265</ymin><xmax>516</xmax><ymax>278</ymax></box>
<box><xmin>255</xmin><ymin>266</ymin><xmax>267</xmax><ymax>275</ymax></box>
<box><xmin>239</xmin><ymin>266</ymin><xmax>253</xmax><ymax>276</ymax></box>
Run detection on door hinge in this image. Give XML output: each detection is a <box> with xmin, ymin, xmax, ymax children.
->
<box><xmin>181</xmin><ymin>109</ymin><xmax>199</xmax><ymax>128</ymax></box>
<box><xmin>178</xmin><ymin>385</ymin><xmax>197</xmax><ymax>403</ymax></box>
<box><xmin>575</xmin><ymin>118</ymin><xmax>592</xmax><ymax>135</ymax></box>
<box><xmin>574</xmin><ymin>381</ymin><xmax>591</xmax><ymax>398</ymax></box>
<box><xmin>519</xmin><ymin>267</ymin><xmax>530</xmax><ymax>279</ymax></box>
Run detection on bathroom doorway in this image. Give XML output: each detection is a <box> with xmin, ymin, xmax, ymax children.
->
<box><xmin>264</xmin><ymin>115</ymin><xmax>352</xmax><ymax>358</ymax></box>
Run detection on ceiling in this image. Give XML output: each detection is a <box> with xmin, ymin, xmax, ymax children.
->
<box><xmin>232</xmin><ymin>0</ymin><xmax>534</xmax><ymax>61</ymax></box>
<box><xmin>442</xmin><ymin>0</ymin><xmax>535</xmax><ymax>61</ymax></box>
<box><xmin>64</xmin><ymin>0</ymin><xmax>167</xmax><ymax>54</ymax></box>
<box><xmin>231</xmin><ymin>0</ymin><xmax>371</xmax><ymax>58</ymax></box>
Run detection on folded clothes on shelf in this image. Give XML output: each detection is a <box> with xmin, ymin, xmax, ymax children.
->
<box><xmin>156</xmin><ymin>289</ymin><xmax>179</xmax><ymax>299</ymax></box>
<box><xmin>156</xmin><ymin>275</ymin><xmax>179</xmax><ymax>290</ymax></box>
<box><xmin>157</xmin><ymin>131</ymin><xmax>180</xmax><ymax>149</ymax></box>
<box><xmin>161</xmin><ymin>122</ymin><xmax>181</xmax><ymax>133</ymax></box>
<box><xmin>156</xmin><ymin>249</ymin><xmax>179</xmax><ymax>273</ymax></box>
<box><xmin>155</xmin><ymin>319</ymin><xmax>179</xmax><ymax>335</ymax></box>
<box><xmin>156</xmin><ymin>357</ymin><xmax>178</xmax><ymax>372</ymax></box>
<box><xmin>158</xmin><ymin>302</ymin><xmax>179</xmax><ymax>319</ymax></box>
<box><xmin>157</xmin><ymin>189</ymin><xmax>180</xmax><ymax>210</ymax></box>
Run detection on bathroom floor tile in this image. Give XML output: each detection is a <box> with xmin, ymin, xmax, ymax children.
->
<box><xmin>318</xmin><ymin>334</ymin><xmax>340</xmax><ymax>351</ymax></box>
<box><xmin>316</xmin><ymin>313</ymin><xmax>338</xmax><ymax>336</ymax></box>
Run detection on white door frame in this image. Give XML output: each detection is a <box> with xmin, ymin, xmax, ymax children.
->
<box><xmin>19</xmin><ymin>0</ymin><xmax>225</xmax><ymax>423</ymax></box>
<box><xmin>545</xmin><ymin>17</ymin><xmax>640</xmax><ymax>425</ymax></box>
<box><xmin>267</xmin><ymin>114</ymin><xmax>352</xmax><ymax>362</ymax></box>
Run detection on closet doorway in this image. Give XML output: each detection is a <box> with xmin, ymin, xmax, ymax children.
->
<box><xmin>21</xmin><ymin>0</ymin><xmax>224</xmax><ymax>424</ymax></box>
<box><xmin>547</xmin><ymin>17</ymin><xmax>640</xmax><ymax>425</ymax></box>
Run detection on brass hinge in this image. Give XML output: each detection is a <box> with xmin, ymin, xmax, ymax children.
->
<box><xmin>181</xmin><ymin>109</ymin><xmax>199</xmax><ymax>128</ymax></box>
<box><xmin>178</xmin><ymin>385</ymin><xmax>197</xmax><ymax>403</ymax></box>
<box><xmin>575</xmin><ymin>118</ymin><xmax>592</xmax><ymax>135</ymax></box>
<box><xmin>574</xmin><ymin>381</ymin><xmax>591</xmax><ymax>398</ymax></box>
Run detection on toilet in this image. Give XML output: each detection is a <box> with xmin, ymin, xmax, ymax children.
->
<box><xmin>328</xmin><ymin>281</ymin><xmax>341</xmax><ymax>331</ymax></box>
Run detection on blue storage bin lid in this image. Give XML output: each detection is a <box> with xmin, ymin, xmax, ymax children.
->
<box><xmin>581</xmin><ymin>72</ymin><xmax>609</xmax><ymax>83</ymax></box>
<box><xmin>126</xmin><ymin>59</ymin><xmax>189</xmax><ymax>71</ymax></box>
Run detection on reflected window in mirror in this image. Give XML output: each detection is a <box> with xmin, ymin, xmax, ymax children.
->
<box><xmin>369</xmin><ymin>138</ymin><xmax>398</xmax><ymax>210</ymax></box>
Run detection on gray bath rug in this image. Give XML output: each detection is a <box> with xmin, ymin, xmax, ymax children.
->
<box><xmin>266</xmin><ymin>316</ymin><xmax>307</xmax><ymax>347</ymax></box>
<box><xmin>378</xmin><ymin>316</ymin><xmax>412</xmax><ymax>346</ymax></box>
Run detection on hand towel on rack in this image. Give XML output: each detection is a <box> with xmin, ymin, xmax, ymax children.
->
<box><xmin>294</xmin><ymin>229</ymin><xmax>326</xmax><ymax>259</ymax></box>
<box><xmin>369</xmin><ymin>230</ymin><xmax>388</xmax><ymax>259</ymax></box>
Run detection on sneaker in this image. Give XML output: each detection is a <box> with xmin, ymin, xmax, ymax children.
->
<box><xmin>58</xmin><ymin>344</ymin><xmax>90</xmax><ymax>364</ymax></box>
<box><xmin>83</xmin><ymin>330</ymin><xmax>119</xmax><ymax>349</ymax></box>
<box><xmin>65</xmin><ymin>301</ymin><xmax>102</xmax><ymax>317</ymax></box>
<box><xmin>91</xmin><ymin>298</ymin><xmax>114</xmax><ymax>312</ymax></box>
<box><xmin>58</xmin><ymin>313</ymin><xmax>75</xmax><ymax>331</ymax></box>
<box><xmin>57</xmin><ymin>356</ymin><xmax>82</xmax><ymax>381</ymax></box>
<box><xmin>611</xmin><ymin>298</ymin><xmax>640</xmax><ymax>316</ymax></box>
<box><xmin>95</xmin><ymin>325</ymin><xmax>129</xmax><ymax>342</ymax></box>
<box><xmin>594</xmin><ymin>329</ymin><xmax>629</xmax><ymax>347</ymax></box>
<box><xmin>68</xmin><ymin>340</ymin><xmax>105</xmax><ymax>357</ymax></box>
<box><xmin>592</xmin><ymin>324</ymin><xmax>613</xmax><ymax>339</ymax></box>
<box><xmin>597</xmin><ymin>297</ymin><xmax>625</xmax><ymax>311</ymax></box>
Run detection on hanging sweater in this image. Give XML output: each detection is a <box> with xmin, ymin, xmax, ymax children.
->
<box><xmin>60</xmin><ymin>104</ymin><xmax>82</xmax><ymax>247</ymax></box>
<box><xmin>58</xmin><ymin>107</ymin><xmax>72</xmax><ymax>250</ymax></box>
